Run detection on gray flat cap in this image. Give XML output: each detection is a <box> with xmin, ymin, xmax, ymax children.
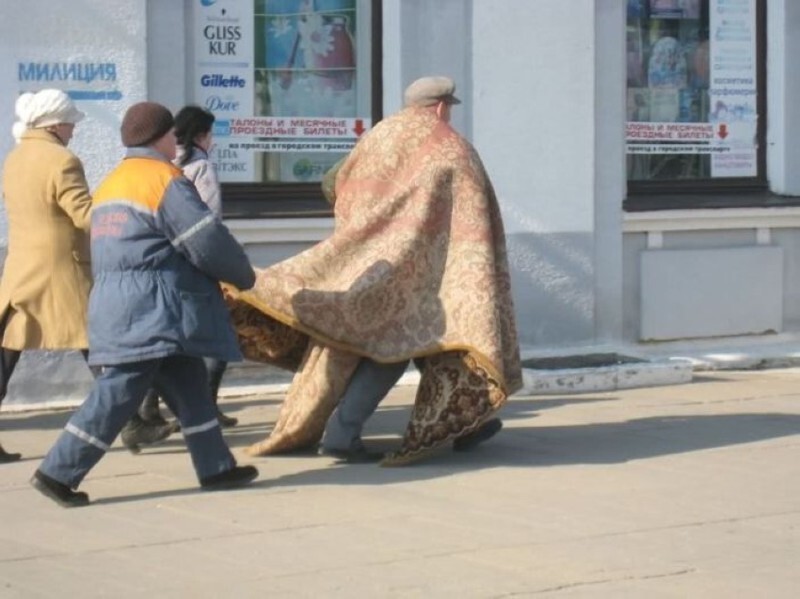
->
<box><xmin>403</xmin><ymin>76</ymin><xmax>462</xmax><ymax>107</ymax></box>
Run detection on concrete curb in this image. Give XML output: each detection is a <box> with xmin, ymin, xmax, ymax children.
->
<box><xmin>519</xmin><ymin>358</ymin><xmax>694</xmax><ymax>395</ymax></box>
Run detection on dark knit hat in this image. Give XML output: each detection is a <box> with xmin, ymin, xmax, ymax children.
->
<box><xmin>120</xmin><ymin>101</ymin><xmax>175</xmax><ymax>147</ymax></box>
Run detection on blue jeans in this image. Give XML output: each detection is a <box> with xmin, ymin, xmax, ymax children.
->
<box><xmin>39</xmin><ymin>355</ymin><xmax>236</xmax><ymax>489</ymax></box>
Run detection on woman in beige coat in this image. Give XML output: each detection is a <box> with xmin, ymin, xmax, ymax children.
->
<box><xmin>0</xmin><ymin>89</ymin><xmax>95</xmax><ymax>462</ymax></box>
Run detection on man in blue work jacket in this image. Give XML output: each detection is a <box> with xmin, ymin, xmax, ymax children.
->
<box><xmin>31</xmin><ymin>101</ymin><xmax>259</xmax><ymax>507</ymax></box>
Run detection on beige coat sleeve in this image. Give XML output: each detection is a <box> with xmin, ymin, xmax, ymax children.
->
<box><xmin>54</xmin><ymin>154</ymin><xmax>92</xmax><ymax>231</ymax></box>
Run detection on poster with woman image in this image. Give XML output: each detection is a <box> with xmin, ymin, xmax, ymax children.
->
<box><xmin>256</xmin><ymin>0</ymin><xmax>357</xmax><ymax>118</ymax></box>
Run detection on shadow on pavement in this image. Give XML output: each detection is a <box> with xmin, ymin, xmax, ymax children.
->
<box><xmin>88</xmin><ymin>405</ymin><xmax>800</xmax><ymax>505</ymax></box>
<box><xmin>231</xmin><ymin>410</ymin><xmax>800</xmax><ymax>490</ymax></box>
<box><xmin>54</xmin><ymin>407</ymin><xmax>800</xmax><ymax>506</ymax></box>
<box><xmin>464</xmin><ymin>412</ymin><xmax>800</xmax><ymax>466</ymax></box>
<box><xmin>7</xmin><ymin>393</ymin><xmax>800</xmax><ymax>505</ymax></box>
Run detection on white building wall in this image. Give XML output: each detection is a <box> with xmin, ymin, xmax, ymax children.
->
<box><xmin>593</xmin><ymin>0</ymin><xmax>627</xmax><ymax>344</ymax></box>
<box><xmin>471</xmin><ymin>0</ymin><xmax>611</xmax><ymax>347</ymax></box>
<box><xmin>147</xmin><ymin>0</ymin><xmax>189</xmax><ymax>111</ymax></box>
<box><xmin>0</xmin><ymin>0</ymin><xmax>148</xmax><ymax>190</ymax></box>
<box><xmin>473</xmin><ymin>0</ymin><xmax>595</xmax><ymax>236</ymax></box>
<box><xmin>767</xmin><ymin>0</ymin><xmax>800</xmax><ymax>195</ymax></box>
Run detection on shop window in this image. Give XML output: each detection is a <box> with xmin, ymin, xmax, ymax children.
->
<box><xmin>191</xmin><ymin>0</ymin><xmax>382</xmax><ymax>217</ymax></box>
<box><xmin>624</xmin><ymin>0</ymin><xmax>769</xmax><ymax>210</ymax></box>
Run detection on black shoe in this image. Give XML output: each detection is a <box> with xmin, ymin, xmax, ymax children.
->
<box><xmin>216</xmin><ymin>408</ymin><xmax>238</xmax><ymax>428</ymax></box>
<box><xmin>139</xmin><ymin>410</ymin><xmax>169</xmax><ymax>427</ymax></box>
<box><xmin>200</xmin><ymin>465</ymin><xmax>259</xmax><ymax>491</ymax></box>
<box><xmin>453</xmin><ymin>418</ymin><xmax>503</xmax><ymax>452</ymax></box>
<box><xmin>0</xmin><ymin>445</ymin><xmax>21</xmax><ymax>464</ymax></box>
<box><xmin>318</xmin><ymin>445</ymin><xmax>384</xmax><ymax>464</ymax></box>
<box><xmin>30</xmin><ymin>470</ymin><xmax>89</xmax><ymax>508</ymax></box>
<box><xmin>139</xmin><ymin>393</ymin><xmax>175</xmax><ymax>427</ymax></box>
<box><xmin>120</xmin><ymin>417</ymin><xmax>176</xmax><ymax>455</ymax></box>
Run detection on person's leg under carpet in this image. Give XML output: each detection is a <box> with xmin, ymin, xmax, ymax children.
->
<box><xmin>153</xmin><ymin>355</ymin><xmax>256</xmax><ymax>488</ymax></box>
<box><xmin>321</xmin><ymin>358</ymin><xmax>409</xmax><ymax>454</ymax></box>
<box><xmin>0</xmin><ymin>348</ymin><xmax>23</xmax><ymax>463</ymax></box>
<box><xmin>37</xmin><ymin>360</ymin><xmax>158</xmax><ymax>490</ymax></box>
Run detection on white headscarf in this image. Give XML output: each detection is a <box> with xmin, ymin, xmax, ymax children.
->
<box><xmin>12</xmin><ymin>89</ymin><xmax>85</xmax><ymax>142</ymax></box>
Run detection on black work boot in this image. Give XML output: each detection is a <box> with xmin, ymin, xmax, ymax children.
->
<box><xmin>453</xmin><ymin>418</ymin><xmax>503</xmax><ymax>452</ymax></box>
<box><xmin>31</xmin><ymin>470</ymin><xmax>89</xmax><ymax>508</ymax></box>
<box><xmin>120</xmin><ymin>413</ymin><xmax>176</xmax><ymax>454</ymax></box>
<box><xmin>200</xmin><ymin>465</ymin><xmax>258</xmax><ymax>491</ymax></box>
<box><xmin>138</xmin><ymin>391</ymin><xmax>169</xmax><ymax>426</ymax></box>
<box><xmin>0</xmin><ymin>442</ymin><xmax>21</xmax><ymax>464</ymax></box>
<box><xmin>216</xmin><ymin>407</ymin><xmax>238</xmax><ymax>428</ymax></box>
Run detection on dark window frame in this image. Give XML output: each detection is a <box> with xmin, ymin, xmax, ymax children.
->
<box><xmin>222</xmin><ymin>0</ymin><xmax>383</xmax><ymax>220</ymax></box>
<box><xmin>624</xmin><ymin>0</ymin><xmax>769</xmax><ymax>212</ymax></box>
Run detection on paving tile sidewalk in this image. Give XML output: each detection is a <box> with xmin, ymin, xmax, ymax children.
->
<box><xmin>1</xmin><ymin>369</ymin><xmax>800</xmax><ymax>598</ymax></box>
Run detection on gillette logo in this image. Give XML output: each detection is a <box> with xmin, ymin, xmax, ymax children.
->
<box><xmin>200</xmin><ymin>0</ymin><xmax>216</xmax><ymax>7</ymax></box>
<box><xmin>201</xmin><ymin>74</ymin><xmax>246</xmax><ymax>88</ymax></box>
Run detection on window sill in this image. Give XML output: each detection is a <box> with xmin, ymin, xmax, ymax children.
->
<box><xmin>623</xmin><ymin>199</ymin><xmax>800</xmax><ymax>248</ymax></box>
<box><xmin>226</xmin><ymin>217</ymin><xmax>334</xmax><ymax>244</ymax></box>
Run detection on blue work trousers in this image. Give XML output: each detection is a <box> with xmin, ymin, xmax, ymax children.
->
<box><xmin>40</xmin><ymin>355</ymin><xmax>236</xmax><ymax>489</ymax></box>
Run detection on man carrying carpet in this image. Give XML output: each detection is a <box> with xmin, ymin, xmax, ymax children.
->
<box><xmin>226</xmin><ymin>76</ymin><xmax>522</xmax><ymax>466</ymax></box>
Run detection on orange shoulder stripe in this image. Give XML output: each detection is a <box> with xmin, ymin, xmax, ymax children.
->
<box><xmin>94</xmin><ymin>158</ymin><xmax>182</xmax><ymax>211</ymax></box>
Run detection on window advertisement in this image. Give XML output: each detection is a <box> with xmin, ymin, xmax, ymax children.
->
<box><xmin>194</xmin><ymin>0</ymin><xmax>255</xmax><ymax>182</ymax></box>
<box><xmin>625</xmin><ymin>0</ymin><xmax>758</xmax><ymax>181</ymax></box>
<box><xmin>708</xmin><ymin>0</ymin><xmax>757</xmax><ymax>177</ymax></box>
<box><xmin>193</xmin><ymin>0</ymin><xmax>372</xmax><ymax>184</ymax></box>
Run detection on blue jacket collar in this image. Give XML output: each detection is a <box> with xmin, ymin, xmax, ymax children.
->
<box><xmin>124</xmin><ymin>146</ymin><xmax>173</xmax><ymax>163</ymax></box>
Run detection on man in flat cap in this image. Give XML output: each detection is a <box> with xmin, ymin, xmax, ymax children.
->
<box><xmin>224</xmin><ymin>76</ymin><xmax>522</xmax><ymax>466</ymax></box>
<box><xmin>31</xmin><ymin>101</ymin><xmax>260</xmax><ymax>507</ymax></box>
<box><xmin>402</xmin><ymin>75</ymin><xmax>462</xmax><ymax>108</ymax></box>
